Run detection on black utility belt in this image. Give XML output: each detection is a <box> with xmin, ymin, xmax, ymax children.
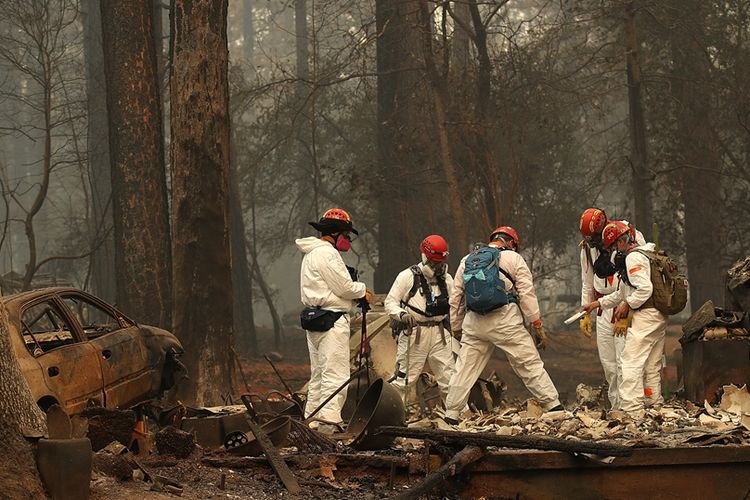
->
<box><xmin>300</xmin><ymin>307</ymin><xmax>346</xmax><ymax>332</ymax></box>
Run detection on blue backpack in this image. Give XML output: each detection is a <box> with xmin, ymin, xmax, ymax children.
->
<box><xmin>463</xmin><ymin>246</ymin><xmax>517</xmax><ymax>314</ymax></box>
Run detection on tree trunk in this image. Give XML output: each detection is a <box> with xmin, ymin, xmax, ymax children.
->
<box><xmin>295</xmin><ymin>0</ymin><xmax>317</xmax><ymax>219</ymax></box>
<box><xmin>152</xmin><ymin>0</ymin><xmax>164</xmax><ymax>77</ymax></box>
<box><xmin>82</xmin><ymin>0</ymin><xmax>116</xmax><ymax>303</ymax></box>
<box><xmin>467</xmin><ymin>0</ymin><xmax>504</xmax><ymax>227</ymax></box>
<box><xmin>374</xmin><ymin>0</ymin><xmax>429</xmax><ymax>291</ymax></box>
<box><xmin>0</xmin><ymin>305</ymin><xmax>47</xmax><ymax>497</ymax></box>
<box><xmin>250</xmin><ymin>247</ymin><xmax>283</xmax><ymax>351</ymax></box>
<box><xmin>100</xmin><ymin>0</ymin><xmax>173</xmax><ymax>328</ymax></box>
<box><xmin>230</xmin><ymin>130</ymin><xmax>257</xmax><ymax>357</ymax></box>
<box><xmin>170</xmin><ymin>0</ymin><xmax>236</xmax><ymax>405</ymax></box>
<box><xmin>624</xmin><ymin>1</ymin><xmax>653</xmax><ymax>233</ymax></box>
<box><xmin>450</xmin><ymin>1</ymin><xmax>471</xmax><ymax>73</ymax></box>
<box><xmin>670</xmin><ymin>1</ymin><xmax>724</xmax><ymax>311</ymax></box>
<box><xmin>418</xmin><ymin>0</ymin><xmax>468</xmax><ymax>255</ymax></box>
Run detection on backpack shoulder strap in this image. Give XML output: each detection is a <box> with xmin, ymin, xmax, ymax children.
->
<box><xmin>436</xmin><ymin>274</ymin><xmax>448</xmax><ymax>297</ymax></box>
<box><xmin>633</xmin><ymin>248</ymin><xmax>654</xmax><ymax>258</ymax></box>
<box><xmin>496</xmin><ymin>248</ymin><xmax>517</xmax><ymax>287</ymax></box>
<box><xmin>405</xmin><ymin>265</ymin><xmax>422</xmax><ymax>303</ymax></box>
<box><xmin>402</xmin><ymin>265</ymin><xmax>429</xmax><ymax>316</ymax></box>
<box><xmin>633</xmin><ymin>248</ymin><xmax>659</xmax><ymax>265</ymax></box>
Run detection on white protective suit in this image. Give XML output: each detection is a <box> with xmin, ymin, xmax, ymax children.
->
<box><xmin>384</xmin><ymin>263</ymin><xmax>456</xmax><ymax>403</ymax></box>
<box><xmin>296</xmin><ymin>236</ymin><xmax>366</xmax><ymax>425</ymax></box>
<box><xmin>444</xmin><ymin>248</ymin><xmax>560</xmax><ymax>420</ymax></box>
<box><xmin>599</xmin><ymin>242</ymin><xmax>667</xmax><ymax>413</ymax></box>
<box><xmin>580</xmin><ymin>223</ymin><xmax>645</xmax><ymax>409</ymax></box>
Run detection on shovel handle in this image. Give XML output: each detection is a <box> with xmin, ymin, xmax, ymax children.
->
<box><xmin>240</xmin><ymin>394</ymin><xmax>259</xmax><ymax>422</ymax></box>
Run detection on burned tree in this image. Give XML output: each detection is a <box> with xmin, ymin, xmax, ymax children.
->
<box><xmin>374</xmin><ymin>0</ymin><xmax>433</xmax><ymax>291</ymax></box>
<box><xmin>624</xmin><ymin>1</ymin><xmax>653</xmax><ymax>233</ymax></box>
<box><xmin>82</xmin><ymin>0</ymin><xmax>115</xmax><ymax>304</ymax></box>
<box><xmin>100</xmin><ymin>0</ymin><xmax>172</xmax><ymax>327</ymax></box>
<box><xmin>171</xmin><ymin>0</ymin><xmax>236</xmax><ymax>404</ymax></box>
<box><xmin>669</xmin><ymin>0</ymin><xmax>724</xmax><ymax>310</ymax></box>
<box><xmin>0</xmin><ymin>305</ymin><xmax>47</xmax><ymax>497</ymax></box>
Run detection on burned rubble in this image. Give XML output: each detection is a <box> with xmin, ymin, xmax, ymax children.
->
<box><xmin>28</xmin><ymin>257</ymin><xmax>750</xmax><ymax>499</ymax></box>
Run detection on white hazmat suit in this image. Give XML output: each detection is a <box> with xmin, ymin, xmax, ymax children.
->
<box><xmin>580</xmin><ymin>223</ymin><xmax>645</xmax><ymax>409</ymax></box>
<box><xmin>384</xmin><ymin>263</ymin><xmax>455</xmax><ymax>404</ymax></box>
<box><xmin>296</xmin><ymin>236</ymin><xmax>366</xmax><ymax>425</ymax></box>
<box><xmin>599</xmin><ymin>242</ymin><xmax>667</xmax><ymax>413</ymax></box>
<box><xmin>445</xmin><ymin>248</ymin><xmax>560</xmax><ymax>420</ymax></box>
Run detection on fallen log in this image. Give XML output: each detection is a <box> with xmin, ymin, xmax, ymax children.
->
<box><xmin>394</xmin><ymin>445</ymin><xmax>484</xmax><ymax>500</ymax></box>
<box><xmin>201</xmin><ymin>452</ymin><xmax>410</xmax><ymax>470</ymax></box>
<box><xmin>376</xmin><ymin>426</ymin><xmax>632</xmax><ymax>457</ymax></box>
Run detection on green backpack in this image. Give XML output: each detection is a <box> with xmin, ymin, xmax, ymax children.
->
<box><xmin>635</xmin><ymin>249</ymin><xmax>688</xmax><ymax>315</ymax></box>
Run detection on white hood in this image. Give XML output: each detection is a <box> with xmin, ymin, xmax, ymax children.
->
<box><xmin>296</xmin><ymin>236</ymin><xmax>329</xmax><ymax>254</ymax></box>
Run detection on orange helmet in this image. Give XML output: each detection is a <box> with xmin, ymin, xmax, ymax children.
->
<box><xmin>321</xmin><ymin>208</ymin><xmax>352</xmax><ymax>223</ymax></box>
<box><xmin>489</xmin><ymin>226</ymin><xmax>520</xmax><ymax>250</ymax></box>
<box><xmin>601</xmin><ymin>221</ymin><xmax>631</xmax><ymax>249</ymax></box>
<box><xmin>309</xmin><ymin>207</ymin><xmax>358</xmax><ymax>235</ymax></box>
<box><xmin>420</xmin><ymin>235</ymin><xmax>449</xmax><ymax>262</ymax></box>
<box><xmin>579</xmin><ymin>208</ymin><xmax>608</xmax><ymax>238</ymax></box>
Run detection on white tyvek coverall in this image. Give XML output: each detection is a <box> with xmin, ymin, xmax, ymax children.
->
<box><xmin>296</xmin><ymin>236</ymin><xmax>366</xmax><ymax>424</ymax></box>
<box><xmin>599</xmin><ymin>242</ymin><xmax>667</xmax><ymax>413</ymax></box>
<box><xmin>580</xmin><ymin>224</ymin><xmax>645</xmax><ymax>409</ymax></box>
<box><xmin>384</xmin><ymin>263</ymin><xmax>455</xmax><ymax>404</ymax></box>
<box><xmin>445</xmin><ymin>249</ymin><xmax>560</xmax><ymax>420</ymax></box>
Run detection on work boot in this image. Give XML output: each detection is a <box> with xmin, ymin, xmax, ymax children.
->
<box><xmin>317</xmin><ymin>423</ymin><xmax>342</xmax><ymax>435</ymax></box>
<box><xmin>441</xmin><ymin>416</ymin><xmax>459</xmax><ymax>426</ymax></box>
<box><xmin>606</xmin><ymin>409</ymin><xmax>627</xmax><ymax>421</ymax></box>
<box><xmin>547</xmin><ymin>404</ymin><xmax>565</xmax><ymax>412</ymax></box>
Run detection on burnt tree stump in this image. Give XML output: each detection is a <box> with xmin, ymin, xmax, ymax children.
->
<box><xmin>81</xmin><ymin>407</ymin><xmax>136</xmax><ymax>452</ymax></box>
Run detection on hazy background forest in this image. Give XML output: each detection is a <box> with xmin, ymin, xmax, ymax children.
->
<box><xmin>0</xmin><ymin>0</ymin><xmax>748</xmax><ymax>400</ymax></box>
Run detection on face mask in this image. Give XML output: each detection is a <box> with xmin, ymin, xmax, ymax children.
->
<box><xmin>421</xmin><ymin>255</ymin><xmax>446</xmax><ymax>277</ymax></box>
<box><xmin>335</xmin><ymin>233</ymin><xmax>351</xmax><ymax>252</ymax></box>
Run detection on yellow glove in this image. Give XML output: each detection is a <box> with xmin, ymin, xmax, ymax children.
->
<box><xmin>363</xmin><ymin>288</ymin><xmax>373</xmax><ymax>305</ymax></box>
<box><xmin>579</xmin><ymin>313</ymin><xmax>593</xmax><ymax>338</ymax></box>
<box><xmin>613</xmin><ymin>311</ymin><xmax>633</xmax><ymax>337</ymax></box>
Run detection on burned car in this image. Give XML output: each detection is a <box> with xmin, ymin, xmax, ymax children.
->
<box><xmin>2</xmin><ymin>287</ymin><xmax>185</xmax><ymax>414</ymax></box>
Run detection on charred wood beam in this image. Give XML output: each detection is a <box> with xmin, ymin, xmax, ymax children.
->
<box><xmin>394</xmin><ymin>445</ymin><xmax>484</xmax><ymax>500</ymax></box>
<box><xmin>201</xmin><ymin>452</ymin><xmax>410</xmax><ymax>470</ymax></box>
<box><xmin>376</xmin><ymin>426</ymin><xmax>632</xmax><ymax>457</ymax></box>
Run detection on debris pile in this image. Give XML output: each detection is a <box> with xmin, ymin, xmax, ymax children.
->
<box><xmin>681</xmin><ymin>299</ymin><xmax>749</xmax><ymax>344</ymax></box>
<box><xmin>402</xmin><ymin>384</ymin><xmax>750</xmax><ymax>450</ymax></box>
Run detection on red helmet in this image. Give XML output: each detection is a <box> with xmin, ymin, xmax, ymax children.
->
<box><xmin>420</xmin><ymin>235</ymin><xmax>449</xmax><ymax>262</ymax></box>
<box><xmin>309</xmin><ymin>207</ymin><xmax>358</xmax><ymax>235</ymax></box>
<box><xmin>489</xmin><ymin>226</ymin><xmax>520</xmax><ymax>250</ymax></box>
<box><xmin>601</xmin><ymin>221</ymin><xmax>631</xmax><ymax>249</ymax></box>
<box><xmin>579</xmin><ymin>208</ymin><xmax>608</xmax><ymax>238</ymax></box>
<box><xmin>321</xmin><ymin>207</ymin><xmax>352</xmax><ymax>223</ymax></box>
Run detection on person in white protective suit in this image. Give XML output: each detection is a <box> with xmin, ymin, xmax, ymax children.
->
<box><xmin>296</xmin><ymin>208</ymin><xmax>372</xmax><ymax>433</ymax></box>
<box><xmin>582</xmin><ymin>220</ymin><xmax>666</xmax><ymax>415</ymax></box>
<box><xmin>443</xmin><ymin>226</ymin><xmax>562</xmax><ymax>424</ymax></box>
<box><xmin>578</xmin><ymin>208</ymin><xmax>645</xmax><ymax>410</ymax></box>
<box><xmin>384</xmin><ymin>234</ymin><xmax>456</xmax><ymax>406</ymax></box>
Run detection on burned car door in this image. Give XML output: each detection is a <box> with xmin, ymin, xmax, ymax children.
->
<box><xmin>59</xmin><ymin>293</ymin><xmax>152</xmax><ymax>409</ymax></box>
<box><xmin>20</xmin><ymin>299</ymin><xmax>104</xmax><ymax>414</ymax></box>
